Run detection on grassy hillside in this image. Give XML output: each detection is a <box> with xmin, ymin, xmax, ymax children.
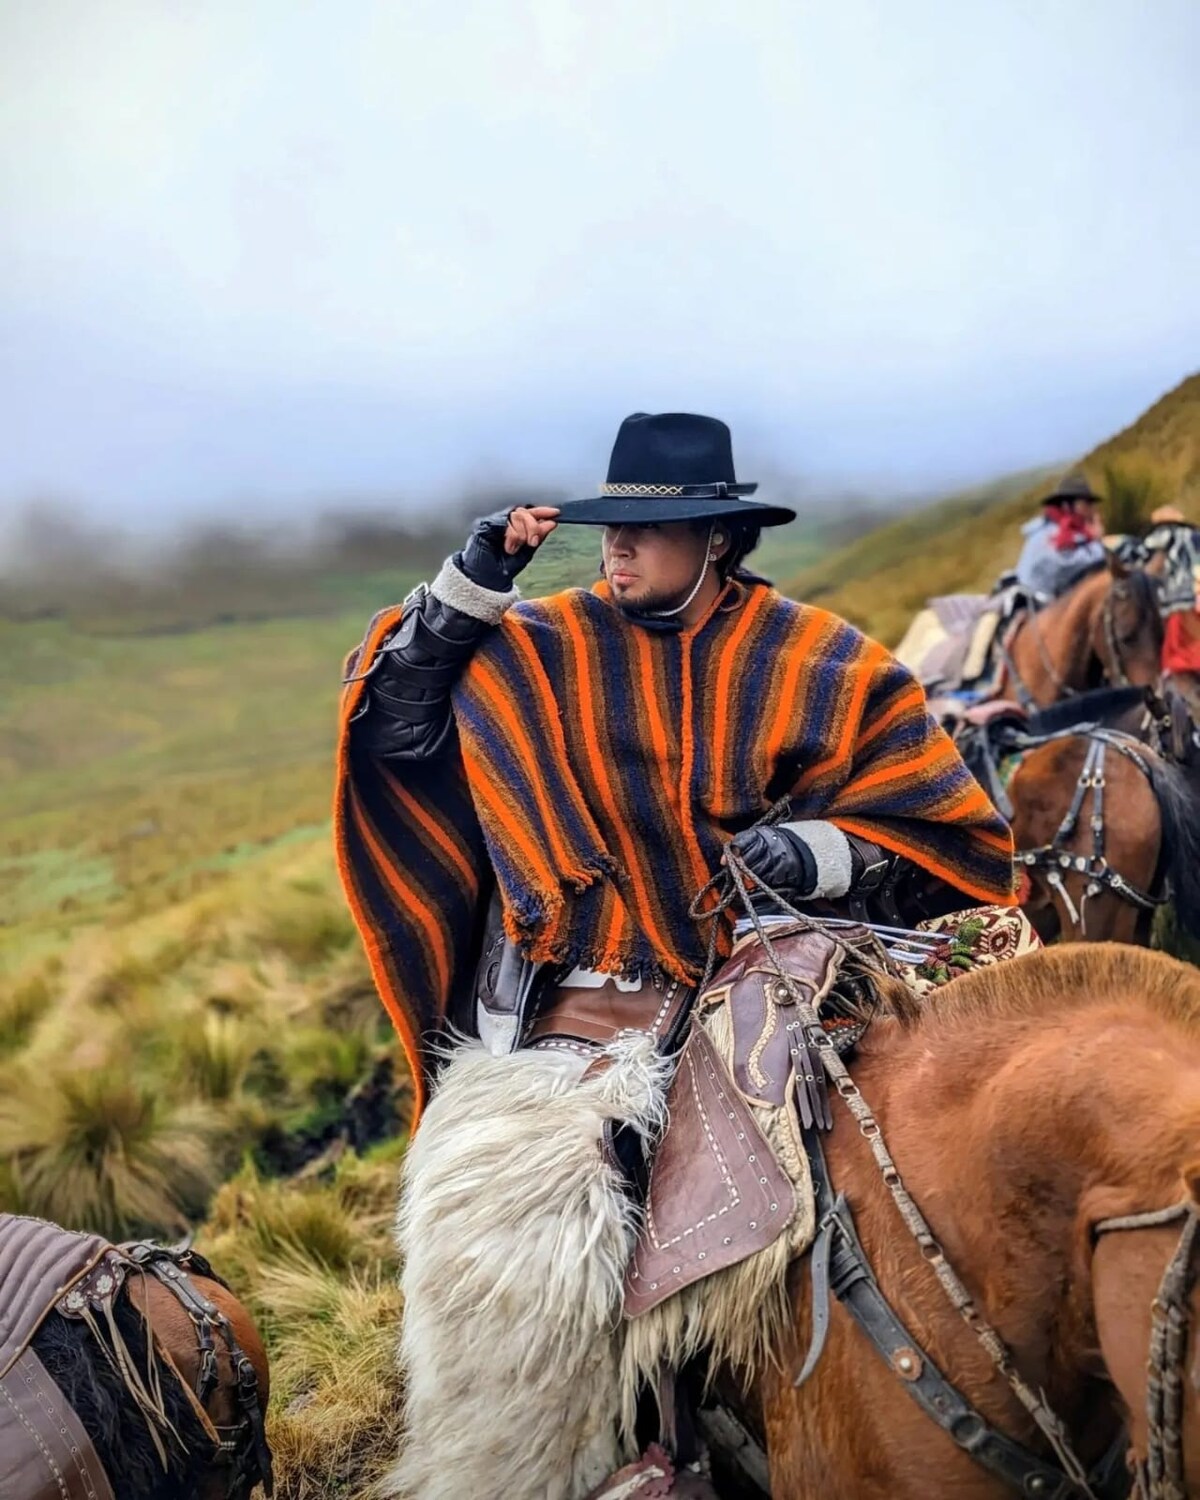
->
<box><xmin>787</xmin><ymin>372</ymin><xmax>1200</xmax><ymax>643</ymax></box>
<box><xmin>2</xmin><ymin>378</ymin><xmax>1194</xmax><ymax>1495</ymax></box>
<box><xmin>0</xmin><ymin>516</ymin><xmax>838</xmax><ymax>972</ymax></box>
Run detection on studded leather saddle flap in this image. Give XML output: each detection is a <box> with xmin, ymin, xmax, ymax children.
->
<box><xmin>624</xmin><ymin>925</ymin><xmax>889</xmax><ymax>1321</ymax></box>
<box><xmin>624</xmin><ymin>1024</ymin><xmax>798</xmax><ymax>1319</ymax></box>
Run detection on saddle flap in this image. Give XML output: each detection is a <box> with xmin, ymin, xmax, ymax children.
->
<box><xmin>624</xmin><ymin>1027</ymin><xmax>797</xmax><ymax>1319</ymax></box>
<box><xmin>0</xmin><ymin>1348</ymin><xmax>116</xmax><ymax>1500</ymax></box>
<box><xmin>0</xmin><ymin>1214</ymin><xmax>111</xmax><ymax>1377</ymax></box>
<box><xmin>704</xmin><ymin>928</ymin><xmax>842</xmax><ymax>1109</ymax></box>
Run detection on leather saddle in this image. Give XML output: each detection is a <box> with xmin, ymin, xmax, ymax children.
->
<box><xmin>625</xmin><ymin>922</ymin><xmax>889</xmax><ymax>1319</ymax></box>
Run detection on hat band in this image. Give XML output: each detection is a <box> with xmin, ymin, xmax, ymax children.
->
<box><xmin>597</xmin><ymin>481</ymin><xmax>751</xmax><ymax>498</ymax></box>
<box><xmin>599</xmin><ymin>482</ymin><xmax>686</xmax><ymax>496</ymax></box>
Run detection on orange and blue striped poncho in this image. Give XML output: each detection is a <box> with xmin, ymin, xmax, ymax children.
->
<box><xmin>335</xmin><ymin>577</ymin><xmax>1015</xmax><ymax>1118</ymax></box>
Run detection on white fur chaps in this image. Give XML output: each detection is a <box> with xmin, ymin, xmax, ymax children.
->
<box><xmin>386</xmin><ymin>1037</ymin><xmax>670</xmax><ymax>1500</ymax></box>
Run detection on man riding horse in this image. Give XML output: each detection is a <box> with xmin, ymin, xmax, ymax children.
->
<box><xmin>334</xmin><ymin>413</ymin><xmax>1016</xmax><ymax>1500</ymax></box>
<box><xmin>1014</xmin><ymin>470</ymin><xmax>1107</xmax><ymax>600</ymax></box>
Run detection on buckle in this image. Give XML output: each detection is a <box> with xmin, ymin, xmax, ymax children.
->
<box><xmin>857</xmin><ymin>857</ymin><xmax>889</xmax><ymax>891</ymax></box>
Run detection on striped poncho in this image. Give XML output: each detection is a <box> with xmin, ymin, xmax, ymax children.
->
<box><xmin>335</xmin><ymin>578</ymin><xmax>1015</xmax><ymax>1117</ymax></box>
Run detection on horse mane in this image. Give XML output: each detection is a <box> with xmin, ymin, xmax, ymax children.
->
<box><xmin>1026</xmin><ymin>684</ymin><xmax>1148</xmax><ymax>737</ymax></box>
<box><xmin>1142</xmin><ymin>751</ymin><xmax>1200</xmax><ymax>937</ymax></box>
<box><xmin>30</xmin><ymin>1295</ymin><xmax>213</xmax><ymax>1500</ymax></box>
<box><xmin>888</xmin><ymin>943</ymin><xmax>1200</xmax><ymax>1036</ymax></box>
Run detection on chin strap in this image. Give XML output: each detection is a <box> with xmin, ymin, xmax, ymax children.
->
<box><xmin>645</xmin><ymin>523</ymin><xmax>717</xmax><ymax>619</ymax></box>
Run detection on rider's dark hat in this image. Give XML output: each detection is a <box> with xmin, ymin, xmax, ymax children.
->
<box><xmin>555</xmin><ymin>412</ymin><xmax>796</xmax><ymax>527</ymax></box>
<box><xmin>1041</xmin><ymin>471</ymin><xmax>1102</xmax><ymax>506</ymax></box>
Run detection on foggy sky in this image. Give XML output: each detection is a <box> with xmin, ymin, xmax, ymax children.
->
<box><xmin>2</xmin><ymin>0</ymin><xmax>1198</xmax><ymax>527</ymax></box>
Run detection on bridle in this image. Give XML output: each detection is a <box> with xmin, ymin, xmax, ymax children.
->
<box><xmin>1005</xmin><ymin>722</ymin><xmax>1169</xmax><ymax>934</ymax></box>
<box><xmin>1102</xmin><ymin>569</ymin><xmax>1162</xmax><ymax>690</ymax></box>
<box><xmin>1094</xmin><ymin>1202</ymin><xmax>1200</xmax><ymax>1500</ymax></box>
<box><xmin>1000</xmin><ymin>571</ymin><xmax>1158</xmax><ymax>710</ymax></box>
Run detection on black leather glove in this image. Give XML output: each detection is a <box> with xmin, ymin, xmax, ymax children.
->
<box><xmin>458</xmin><ymin>510</ymin><xmax>537</xmax><ymax>592</ymax></box>
<box><xmin>726</xmin><ymin>825</ymin><xmax>818</xmax><ymax>901</ymax></box>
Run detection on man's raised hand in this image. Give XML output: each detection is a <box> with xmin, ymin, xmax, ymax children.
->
<box><xmin>460</xmin><ymin>505</ymin><xmax>561</xmax><ymax>592</ymax></box>
<box><xmin>504</xmin><ymin>506</ymin><xmax>560</xmax><ymax>556</ymax></box>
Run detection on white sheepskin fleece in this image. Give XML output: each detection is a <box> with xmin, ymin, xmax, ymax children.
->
<box><xmin>385</xmin><ymin>1035</ymin><xmax>671</xmax><ymax>1500</ymax></box>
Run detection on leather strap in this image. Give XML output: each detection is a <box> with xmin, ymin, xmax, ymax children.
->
<box><xmin>0</xmin><ymin>1348</ymin><xmax>115</xmax><ymax>1500</ymax></box>
<box><xmin>796</xmin><ymin>1129</ymin><xmax>1127</xmax><ymax>1500</ymax></box>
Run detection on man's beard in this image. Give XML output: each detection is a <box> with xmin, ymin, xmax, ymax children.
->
<box><xmin>616</xmin><ymin>580</ymin><xmax>695</xmax><ymax>616</ymax></box>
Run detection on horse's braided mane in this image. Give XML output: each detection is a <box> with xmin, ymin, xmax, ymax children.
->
<box><xmin>885</xmin><ymin>944</ymin><xmax>1200</xmax><ymax>1035</ymax></box>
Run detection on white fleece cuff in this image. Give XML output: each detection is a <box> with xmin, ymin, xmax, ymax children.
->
<box><xmin>782</xmin><ymin>819</ymin><xmax>853</xmax><ymax>899</ymax></box>
<box><xmin>430</xmin><ymin>556</ymin><xmax>520</xmax><ymax>625</ymax></box>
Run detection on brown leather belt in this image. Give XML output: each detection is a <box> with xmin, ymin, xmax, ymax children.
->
<box><xmin>527</xmin><ymin>972</ymin><xmax>693</xmax><ymax>1058</ymax></box>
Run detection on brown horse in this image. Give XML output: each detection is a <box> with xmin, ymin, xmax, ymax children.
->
<box><xmin>1002</xmin><ymin>558</ymin><xmax>1163</xmax><ymax>708</ymax></box>
<box><xmin>1001</xmin><ymin>703</ymin><xmax>1200</xmax><ymax>946</ymax></box>
<box><xmin>757</xmin><ymin>944</ymin><xmax>1200</xmax><ymax>1499</ymax></box>
<box><xmin>20</xmin><ymin>1233</ymin><xmax>271</xmax><ymax>1500</ymax></box>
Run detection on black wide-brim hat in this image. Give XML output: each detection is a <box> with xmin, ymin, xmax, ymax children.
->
<box><xmin>1041</xmin><ymin>470</ymin><xmax>1102</xmax><ymax>506</ymax></box>
<box><xmin>555</xmin><ymin>412</ymin><xmax>796</xmax><ymax>527</ymax></box>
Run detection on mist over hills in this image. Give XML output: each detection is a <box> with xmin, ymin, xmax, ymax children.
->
<box><xmin>0</xmin><ymin>481</ymin><xmax>888</xmax><ymax>633</ymax></box>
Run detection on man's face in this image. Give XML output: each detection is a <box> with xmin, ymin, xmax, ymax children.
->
<box><xmin>601</xmin><ymin>521</ymin><xmax>711</xmax><ymax>612</ymax></box>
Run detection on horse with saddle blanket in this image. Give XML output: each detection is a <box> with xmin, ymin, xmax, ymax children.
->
<box><xmin>0</xmin><ymin>1212</ymin><xmax>271</xmax><ymax>1500</ymax></box>
<box><xmin>336</xmin><ymin>414</ymin><xmax>1022</xmax><ymax>1498</ymax></box>
<box><xmin>894</xmin><ymin>553</ymin><xmax>1164</xmax><ymax>715</ymax></box>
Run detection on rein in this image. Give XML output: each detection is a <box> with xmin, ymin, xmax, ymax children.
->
<box><xmin>1094</xmin><ymin>1204</ymin><xmax>1200</xmax><ymax>1500</ymax></box>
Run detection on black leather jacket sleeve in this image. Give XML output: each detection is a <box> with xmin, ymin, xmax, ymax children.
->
<box><xmin>349</xmin><ymin>575</ymin><xmax>508</xmax><ymax>761</ymax></box>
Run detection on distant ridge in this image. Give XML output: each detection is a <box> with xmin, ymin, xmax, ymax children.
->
<box><xmin>785</xmin><ymin>371</ymin><xmax>1200</xmax><ymax>643</ymax></box>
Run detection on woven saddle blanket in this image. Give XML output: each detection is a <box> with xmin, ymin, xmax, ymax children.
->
<box><xmin>624</xmin><ymin>907</ymin><xmax>1038</xmax><ymax>1326</ymax></box>
<box><xmin>894</xmin><ymin>590</ymin><xmax>1026</xmax><ymax>699</ymax></box>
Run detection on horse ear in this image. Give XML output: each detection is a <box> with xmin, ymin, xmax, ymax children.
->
<box><xmin>1182</xmin><ymin>1160</ymin><xmax>1200</xmax><ymax>1212</ymax></box>
<box><xmin>1107</xmin><ymin>550</ymin><xmax>1129</xmax><ymax>579</ymax></box>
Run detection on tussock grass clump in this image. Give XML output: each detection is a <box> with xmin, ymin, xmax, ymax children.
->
<box><xmin>199</xmin><ymin>1152</ymin><xmax>404</xmax><ymax>1499</ymax></box>
<box><xmin>261</xmin><ymin>1259</ymin><xmax>403</xmax><ymax>1500</ymax></box>
<box><xmin>0</xmin><ymin>1063</ymin><xmax>222</xmax><ymax>1236</ymax></box>
<box><xmin>1099</xmin><ymin>457</ymin><xmax>1180</xmax><ymax>538</ymax></box>
<box><xmin>0</xmin><ymin>973</ymin><xmax>53</xmax><ymax>1057</ymax></box>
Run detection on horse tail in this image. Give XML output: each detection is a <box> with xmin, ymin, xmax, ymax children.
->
<box><xmin>1143</xmin><ymin>750</ymin><xmax>1200</xmax><ymax>937</ymax></box>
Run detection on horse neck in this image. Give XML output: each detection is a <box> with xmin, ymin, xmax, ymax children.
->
<box><xmin>856</xmin><ymin>999</ymin><xmax>1200</xmax><ymax>1418</ymax></box>
<box><xmin>1029</xmin><ymin>574</ymin><xmax>1107</xmax><ymax>696</ymax></box>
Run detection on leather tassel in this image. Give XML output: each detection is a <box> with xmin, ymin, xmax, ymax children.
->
<box><xmin>790</xmin><ymin>1032</ymin><xmax>833</xmax><ymax>1132</ymax></box>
